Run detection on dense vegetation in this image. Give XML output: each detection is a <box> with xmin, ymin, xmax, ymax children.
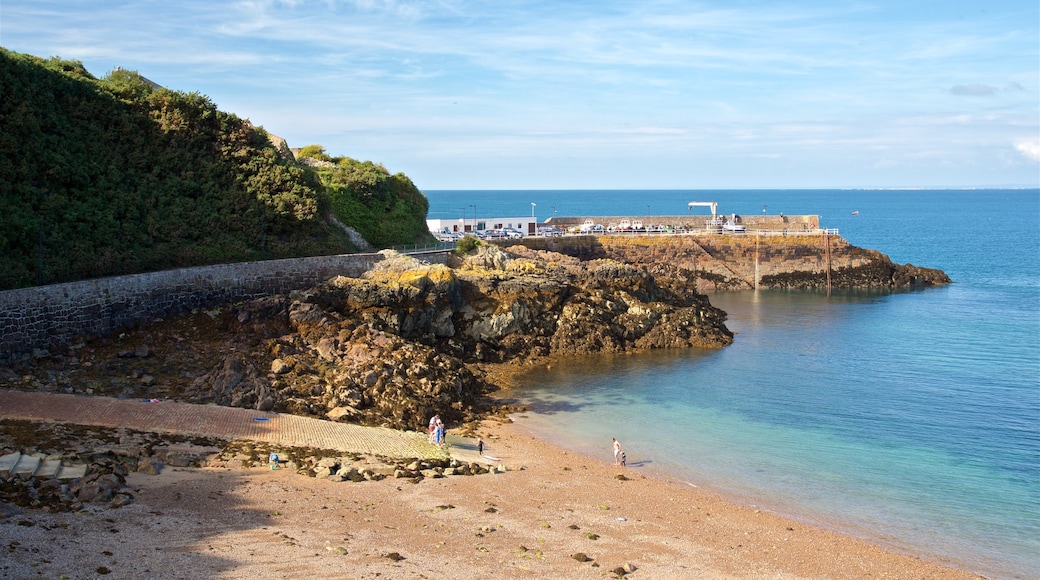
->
<box><xmin>0</xmin><ymin>49</ymin><xmax>432</xmax><ymax>290</ymax></box>
<box><xmin>296</xmin><ymin>146</ymin><xmax>430</xmax><ymax>249</ymax></box>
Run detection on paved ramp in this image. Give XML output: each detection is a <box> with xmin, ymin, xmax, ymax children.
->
<box><xmin>0</xmin><ymin>390</ymin><xmax>449</xmax><ymax>461</ymax></box>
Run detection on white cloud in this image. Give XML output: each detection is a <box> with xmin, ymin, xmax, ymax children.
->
<box><xmin>1015</xmin><ymin>139</ymin><xmax>1040</xmax><ymax>162</ymax></box>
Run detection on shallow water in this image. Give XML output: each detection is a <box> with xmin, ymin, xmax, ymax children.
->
<box><xmin>427</xmin><ymin>189</ymin><xmax>1040</xmax><ymax>579</ymax></box>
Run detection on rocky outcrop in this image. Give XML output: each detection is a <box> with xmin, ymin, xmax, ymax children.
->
<box><xmin>505</xmin><ymin>235</ymin><xmax>951</xmax><ymax>292</ymax></box>
<box><xmin>181</xmin><ymin>246</ymin><xmax>732</xmax><ymax>430</ymax></box>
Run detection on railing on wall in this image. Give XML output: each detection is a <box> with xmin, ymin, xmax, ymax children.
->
<box><xmin>393</xmin><ymin>241</ymin><xmax>457</xmax><ymax>252</ymax></box>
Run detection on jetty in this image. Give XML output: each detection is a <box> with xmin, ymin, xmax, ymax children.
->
<box><xmin>544</xmin><ymin>213</ymin><xmax>825</xmax><ymax>236</ymax></box>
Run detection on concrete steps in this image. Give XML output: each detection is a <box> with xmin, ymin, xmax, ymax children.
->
<box><xmin>0</xmin><ymin>452</ymin><xmax>88</xmax><ymax>481</ymax></box>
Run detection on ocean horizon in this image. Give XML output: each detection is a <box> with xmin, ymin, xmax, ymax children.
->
<box><xmin>427</xmin><ymin>189</ymin><xmax>1040</xmax><ymax>579</ymax></box>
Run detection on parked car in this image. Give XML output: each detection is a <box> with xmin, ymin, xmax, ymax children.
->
<box><xmin>537</xmin><ymin>226</ymin><xmax>564</xmax><ymax>237</ymax></box>
<box><xmin>502</xmin><ymin>228</ymin><xmax>525</xmax><ymax>238</ymax></box>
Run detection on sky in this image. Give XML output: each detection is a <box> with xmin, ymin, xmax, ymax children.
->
<box><xmin>2</xmin><ymin>0</ymin><xmax>1038</xmax><ymax>190</ymax></box>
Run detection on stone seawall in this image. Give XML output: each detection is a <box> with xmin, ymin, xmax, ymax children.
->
<box><xmin>0</xmin><ymin>250</ymin><xmax>451</xmax><ymax>364</ymax></box>
<box><xmin>501</xmin><ymin>234</ymin><xmax>947</xmax><ymax>292</ymax></box>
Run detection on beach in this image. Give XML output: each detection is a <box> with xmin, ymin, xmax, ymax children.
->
<box><xmin>1</xmin><ymin>417</ymin><xmax>979</xmax><ymax>579</ymax></box>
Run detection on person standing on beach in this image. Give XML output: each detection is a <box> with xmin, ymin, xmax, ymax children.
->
<box><xmin>612</xmin><ymin>438</ymin><xmax>622</xmax><ymax>466</ymax></box>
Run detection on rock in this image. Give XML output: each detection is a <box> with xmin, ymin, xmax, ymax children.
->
<box><xmin>384</xmin><ymin>552</ymin><xmax>404</xmax><ymax>561</ymax></box>
<box><xmin>571</xmin><ymin>553</ymin><xmax>590</xmax><ymax>562</ymax></box>
<box><xmin>342</xmin><ymin>468</ymin><xmax>365</xmax><ymax>482</ymax></box>
<box><xmin>165</xmin><ymin>453</ymin><xmax>194</xmax><ymax>468</ymax></box>
<box><xmin>0</xmin><ymin>503</ymin><xmax>22</xmax><ymax>519</ymax></box>
<box><xmin>257</xmin><ymin>396</ymin><xmax>276</xmax><ymax>412</ymax></box>
<box><xmin>271</xmin><ymin>358</ymin><xmax>291</xmax><ymax>374</ymax></box>
<box><xmin>137</xmin><ymin>459</ymin><xmax>162</xmax><ymax>475</ymax></box>
<box><xmin>109</xmin><ymin>493</ymin><xmax>133</xmax><ymax>508</ymax></box>
<box><xmin>316</xmin><ymin>457</ymin><xmax>340</xmax><ymax>470</ymax></box>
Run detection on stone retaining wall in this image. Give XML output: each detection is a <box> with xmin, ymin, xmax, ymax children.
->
<box><xmin>0</xmin><ymin>250</ymin><xmax>451</xmax><ymax>364</ymax></box>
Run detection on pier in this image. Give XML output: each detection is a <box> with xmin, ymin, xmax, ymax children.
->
<box><xmin>544</xmin><ymin>214</ymin><xmax>825</xmax><ymax>236</ymax></box>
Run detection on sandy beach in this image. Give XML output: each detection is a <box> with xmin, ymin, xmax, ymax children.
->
<box><xmin>1</xmin><ymin>416</ymin><xmax>980</xmax><ymax>580</ymax></box>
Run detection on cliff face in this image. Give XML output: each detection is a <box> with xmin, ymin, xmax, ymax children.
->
<box><xmin>504</xmin><ymin>235</ymin><xmax>951</xmax><ymax>292</ymax></box>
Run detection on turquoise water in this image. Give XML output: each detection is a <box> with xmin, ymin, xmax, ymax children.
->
<box><xmin>426</xmin><ymin>189</ymin><xmax>1040</xmax><ymax>579</ymax></box>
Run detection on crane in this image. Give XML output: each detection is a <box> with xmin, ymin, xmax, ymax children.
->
<box><xmin>687</xmin><ymin>201</ymin><xmax>718</xmax><ymax>219</ymax></box>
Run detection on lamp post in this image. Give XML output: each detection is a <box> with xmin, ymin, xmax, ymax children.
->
<box><xmin>531</xmin><ymin>202</ymin><xmax>536</xmax><ymax>218</ymax></box>
<box><xmin>470</xmin><ymin>204</ymin><xmax>477</xmax><ymax>232</ymax></box>
<box><xmin>460</xmin><ymin>207</ymin><xmax>466</xmax><ymax>232</ymax></box>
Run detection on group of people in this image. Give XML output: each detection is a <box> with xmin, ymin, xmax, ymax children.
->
<box><xmin>428</xmin><ymin>415</ymin><xmax>446</xmax><ymax>446</ymax></box>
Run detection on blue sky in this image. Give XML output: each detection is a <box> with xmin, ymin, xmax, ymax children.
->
<box><xmin>2</xmin><ymin>0</ymin><xmax>1037</xmax><ymax>189</ymax></box>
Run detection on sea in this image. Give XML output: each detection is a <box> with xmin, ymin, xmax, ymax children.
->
<box><xmin>424</xmin><ymin>189</ymin><xmax>1040</xmax><ymax>579</ymax></box>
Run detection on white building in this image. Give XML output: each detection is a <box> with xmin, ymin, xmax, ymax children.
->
<box><xmin>427</xmin><ymin>216</ymin><xmax>540</xmax><ymax>236</ymax></box>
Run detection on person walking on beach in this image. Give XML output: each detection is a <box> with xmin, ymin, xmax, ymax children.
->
<box><xmin>435</xmin><ymin>417</ymin><xmax>446</xmax><ymax>446</ymax></box>
<box><xmin>612</xmin><ymin>437</ymin><xmax>622</xmax><ymax>466</ymax></box>
<box><xmin>478</xmin><ymin>438</ymin><xmax>485</xmax><ymax>456</ymax></box>
<box><xmin>429</xmin><ymin>415</ymin><xmax>439</xmax><ymax>444</ymax></box>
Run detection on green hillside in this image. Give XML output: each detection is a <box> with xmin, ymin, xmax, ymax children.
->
<box><xmin>295</xmin><ymin>146</ymin><xmax>430</xmax><ymax>249</ymax></box>
<box><xmin>0</xmin><ymin>49</ymin><xmax>432</xmax><ymax>291</ymax></box>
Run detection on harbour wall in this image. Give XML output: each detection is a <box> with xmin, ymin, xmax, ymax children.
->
<box><xmin>546</xmin><ymin>214</ymin><xmax>820</xmax><ymax>233</ymax></box>
<box><xmin>0</xmin><ymin>250</ymin><xmax>451</xmax><ymax>364</ymax></box>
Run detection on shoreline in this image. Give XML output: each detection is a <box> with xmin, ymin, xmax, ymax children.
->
<box><xmin>2</xmin><ymin>416</ymin><xmax>981</xmax><ymax>579</ymax></box>
<box><xmin>495</xmin><ymin>416</ymin><xmax>983</xmax><ymax>579</ymax></box>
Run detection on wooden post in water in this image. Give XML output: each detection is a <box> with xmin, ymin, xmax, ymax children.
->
<box><xmin>825</xmin><ymin>230</ymin><xmax>832</xmax><ymax>291</ymax></box>
<box><xmin>754</xmin><ymin>234</ymin><xmax>760</xmax><ymax>290</ymax></box>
